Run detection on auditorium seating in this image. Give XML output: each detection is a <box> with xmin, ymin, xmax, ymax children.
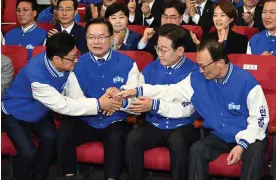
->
<box><xmin>127</xmin><ymin>25</ymin><xmax>146</xmax><ymax>36</ymax></box>
<box><xmin>77</xmin><ymin>4</ymin><xmax>88</xmax><ymax>22</ymax></box>
<box><xmin>32</xmin><ymin>46</ymin><xmax>46</xmax><ymax>57</ymax></box>
<box><xmin>182</xmin><ymin>25</ymin><xmax>204</xmax><ymax>41</ymax></box>
<box><xmin>2</xmin><ymin>0</ymin><xmax>17</xmax><ymax>23</ymax></box>
<box><xmin>209</xmin><ymin>26</ymin><xmax>259</xmax><ymax>40</ymax></box>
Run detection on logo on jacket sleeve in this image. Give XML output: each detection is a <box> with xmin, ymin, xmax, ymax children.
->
<box><xmin>113</xmin><ymin>76</ymin><xmax>124</xmax><ymax>83</ymax></box>
<box><xmin>228</xmin><ymin>102</ymin><xmax>241</xmax><ymax>110</ymax></box>
<box><xmin>258</xmin><ymin>105</ymin><xmax>266</xmax><ymax>128</ymax></box>
<box><xmin>26</xmin><ymin>44</ymin><xmax>34</xmax><ymax>50</ymax></box>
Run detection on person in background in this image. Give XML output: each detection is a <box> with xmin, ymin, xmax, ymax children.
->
<box><xmin>236</xmin><ymin>0</ymin><xmax>264</xmax><ymax>31</ymax></box>
<box><xmin>183</xmin><ymin>0</ymin><xmax>214</xmax><ymax>36</ymax></box>
<box><xmin>2</xmin><ymin>32</ymin><xmax>120</xmax><ymax>180</ymax></box>
<box><xmin>48</xmin><ymin>0</ymin><xmax>88</xmax><ymax>54</ymax></box>
<box><xmin>4</xmin><ymin>0</ymin><xmax>47</xmax><ymax>60</ymax></box>
<box><xmin>211</xmin><ymin>0</ymin><xmax>244</xmax><ymax>8</ymax></box>
<box><xmin>247</xmin><ymin>0</ymin><xmax>276</xmax><ymax>56</ymax></box>
<box><xmin>127</xmin><ymin>0</ymin><xmax>163</xmax><ymax>27</ymax></box>
<box><xmin>84</xmin><ymin>0</ymin><xmax>118</xmax><ymax>22</ymax></box>
<box><xmin>37</xmin><ymin>0</ymin><xmax>81</xmax><ymax>23</ymax></box>
<box><xmin>190</xmin><ymin>0</ymin><xmax>248</xmax><ymax>54</ymax></box>
<box><xmin>105</xmin><ymin>3</ymin><xmax>141</xmax><ymax>50</ymax></box>
<box><xmin>125</xmin><ymin>24</ymin><xmax>200</xmax><ymax>180</ymax></box>
<box><xmin>78</xmin><ymin>0</ymin><xmax>102</xmax><ymax>5</ymax></box>
<box><xmin>57</xmin><ymin>18</ymin><xmax>140</xmax><ymax>180</ymax></box>
<box><xmin>1</xmin><ymin>54</ymin><xmax>14</xmax><ymax>96</ymax></box>
<box><xmin>138</xmin><ymin>0</ymin><xmax>197</xmax><ymax>59</ymax></box>
<box><xmin>117</xmin><ymin>39</ymin><xmax>269</xmax><ymax>180</ymax></box>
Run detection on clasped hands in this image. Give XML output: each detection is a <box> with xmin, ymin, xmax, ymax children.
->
<box><xmin>100</xmin><ymin>88</ymin><xmax>153</xmax><ymax>116</ymax></box>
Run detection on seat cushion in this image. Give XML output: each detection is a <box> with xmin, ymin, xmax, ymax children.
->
<box><xmin>76</xmin><ymin>142</ymin><xmax>104</xmax><ymax>164</ymax></box>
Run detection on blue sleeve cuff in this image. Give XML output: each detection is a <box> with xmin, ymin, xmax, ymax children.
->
<box><xmin>151</xmin><ymin>99</ymin><xmax>160</xmax><ymax>112</ymax></box>
<box><xmin>96</xmin><ymin>99</ymin><xmax>100</xmax><ymax>112</ymax></box>
<box><xmin>135</xmin><ymin>87</ymin><xmax>143</xmax><ymax>97</ymax></box>
<box><xmin>122</xmin><ymin>99</ymin><xmax>129</xmax><ymax>108</ymax></box>
<box><xmin>238</xmin><ymin>139</ymin><xmax>249</xmax><ymax>149</ymax></box>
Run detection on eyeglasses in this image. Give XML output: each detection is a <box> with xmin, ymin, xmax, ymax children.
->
<box><xmin>86</xmin><ymin>35</ymin><xmax>111</xmax><ymax>43</ymax></box>
<box><xmin>57</xmin><ymin>7</ymin><xmax>74</xmax><ymax>13</ymax></box>
<box><xmin>161</xmin><ymin>15</ymin><xmax>180</xmax><ymax>21</ymax></box>
<box><xmin>60</xmin><ymin>54</ymin><xmax>78</xmax><ymax>62</ymax></box>
<box><xmin>154</xmin><ymin>45</ymin><xmax>173</xmax><ymax>56</ymax></box>
<box><xmin>196</xmin><ymin>61</ymin><xmax>216</xmax><ymax>70</ymax></box>
<box><xmin>16</xmin><ymin>8</ymin><xmax>32</xmax><ymax>14</ymax></box>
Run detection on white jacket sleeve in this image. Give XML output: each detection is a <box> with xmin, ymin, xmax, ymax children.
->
<box><xmin>235</xmin><ymin>85</ymin><xmax>269</xmax><ymax>149</ymax></box>
<box><xmin>31</xmin><ymin>72</ymin><xmax>99</xmax><ymax>116</ymax></box>
<box><xmin>138</xmin><ymin>73</ymin><xmax>194</xmax><ymax>102</ymax></box>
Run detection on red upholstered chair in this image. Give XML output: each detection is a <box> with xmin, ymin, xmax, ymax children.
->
<box><xmin>79</xmin><ymin>22</ymin><xmax>86</xmax><ymax>28</ymax></box>
<box><xmin>37</xmin><ymin>23</ymin><xmax>55</xmax><ymax>32</ymax></box>
<box><xmin>118</xmin><ymin>50</ymin><xmax>154</xmax><ymax>71</ymax></box>
<box><xmin>77</xmin><ymin>4</ymin><xmax>88</xmax><ymax>22</ymax></box>
<box><xmin>1</xmin><ymin>23</ymin><xmax>18</xmax><ymax>35</ymax></box>
<box><xmin>182</xmin><ymin>25</ymin><xmax>204</xmax><ymax>41</ymax></box>
<box><xmin>32</xmin><ymin>46</ymin><xmax>46</xmax><ymax>57</ymax></box>
<box><xmin>2</xmin><ymin>45</ymin><xmax>28</xmax><ymax>76</ymax></box>
<box><xmin>127</xmin><ymin>25</ymin><xmax>146</xmax><ymax>36</ymax></box>
<box><xmin>193</xmin><ymin>54</ymin><xmax>276</xmax><ymax>177</ymax></box>
<box><xmin>2</xmin><ymin>0</ymin><xmax>17</xmax><ymax>23</ymax></box>
<box><xmin>209</xmin><ymin>26</ymin><xmax>259</xmax><ymax>40</ymax></box>
<box><xmin>184</xmin><ymin>52</ymin><xmax>197</xmax><ymax>63</ymax></box>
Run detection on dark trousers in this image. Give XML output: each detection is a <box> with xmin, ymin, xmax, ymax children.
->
<box><xmin>188</xmin><ymin>134</ymin><xmax>268</xmax><ymax>180</ymax></box>
<box><xmin>1</xmin><ymin>113</ymin><xmax>57</xmax><ymax>180</ymax></box>
<box><xmin>125</xmin><ymin>122</ymin><xmax>200</xmax><ymax>180</ymax></box>
<box><xmin>57</xmin><ymin>119</ymin><xmax>132</xmax><ymax>180</ymax></box>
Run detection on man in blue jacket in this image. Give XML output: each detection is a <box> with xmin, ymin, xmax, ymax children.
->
<box><xmin>117</xmin><ymin>40</ymin><xmax>269</xmax><ymax>180</ymax></box>
<box><xmin>2</xmin><ymin>32</ymin><xmax>121</xmax><ymax>180</ymax></box>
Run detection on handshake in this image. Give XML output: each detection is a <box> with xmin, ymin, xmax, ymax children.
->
<box><xmin>99</xmin><ymin>87</ymin><xmax>153</xmax><ymax>116</ymax></box>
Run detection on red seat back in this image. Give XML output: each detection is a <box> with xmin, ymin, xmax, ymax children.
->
<box><xmin>118</xmin><ymin>50</ymin><xmax>154</xmax><ymax>71</ymax></box>
<box><xmin>32</xmin><ymin>46</ymin><xmax>46</xmax><ymax>58</ymax></box>
<box><xmin>184</xmin><ymin>52</ymin><xmax>197</xmax><ymax>63</ymax></box>
<box><xmin>79</xmin><ymin>22</ymin><xmax>86</xmax><ymax>28</ymax></box>
<box><xmin>1</xmin><ymin>23</ymin><xmax>18</xmax><ymax>35</ymax></box>
<box><xmin>232</xmin><ymin>26</ymin><xmax>259</xmax><ymax>40</ymax></box>
<box><xmin>2</xmin><ymin>0</ymin><xmax>17</xmax><ymax>22</ymax></box>
<box><xmin>2</xmin><ymin>45</ymin><xmax>28</xmax><ymax>76</ymax></box>
<box><xmin>182</xmin><ymin>25</ymin><xmax>204</xmax><ymax>41</ymax></box>
<box><xmin>127</xmin><ymin>25</ymin><xmax>146</xmax><ymax>36</ymax></box>
<box><xmin>77</xmin><ymin>4</ymin><xmax>88</xmax><ymax>22</ymax></box>
<box><xmin>37</xmin><ymin>23</ymin><xmax>55</xmax><ymax>32</ymax></box>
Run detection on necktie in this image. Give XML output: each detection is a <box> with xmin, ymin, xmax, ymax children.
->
<box><xmin>143</xmin><ymin>17</ymin><xmax>149</xmax><ymax>26</ymax></box>
<box><xmin>196</xmin><ymin>6</ymin><xmax>201</xmax><ymax>15</ymax></box>
<box><xmin>98</xmin><ymin>58</ymin><xmax>105</xmax><ymax>64</ymax></box>
<box><xmin>62</xmin><ymin>30</ymin><xmax>69</xmax><ymax>34</ymax></box>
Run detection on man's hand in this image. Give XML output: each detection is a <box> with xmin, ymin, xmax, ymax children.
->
<box><xmin>99</xmin><ymin>93</ymin><xmax>121</xmax><ymax>112</ymax></box>
<box><xmin>48</xmin><ymin>29</ymin><xmax>59</xmax><ymax>37</ymax></box>
<box><xmin>90</xmin><ymin>4</ymin><xmax>99</xmax><ymax>19</ymax></box>
<box><xmin>217</xmin><ymin>28</ymin><xmax>226</xmax><ymax>43</ymax></box>
<box><xmin>115</xmin><ymin>89</ymin><xmax>137</xmax><ymax>100</ymax></box>
<box><xmin>106</xmin><ymin>87</ymin><xmax>121</xmax><ymax>98</ymax></box>
<box><xmin>227</xmin><ymin>145</ymin><xmax>244</xmax><ymax>166</ymax></box>
<box><xmin>189</xmin><ymin>0</ymin><xmax>197</xmax><ymax>17</ymax></box>
<box><xmin>141</xmin><ymin>2</ymin><xmax>151</xmax><ymax>17</ymax></box>
<box><xmin>128</xmin><ymin>0</ymin><xmax>136</xmax><ymax>16</ymax></box>
<box><xmin>242</xmin><ymin>11</ymin><xmax>254</xmax><ymax>25</ymax></box>
<box><xmin>129</xmin><ymin>96</ymin><xmax>152</xmax><ymax>113</ymax></box>
<box><xmin>140</xmin><ymin>28</ymin><xmax>155</xmax><ymax>44</ymax></box>
<box><xmin>261</xmin><ymin>51</ymin><xmax>273</xmax><ymax>56</ymax></box>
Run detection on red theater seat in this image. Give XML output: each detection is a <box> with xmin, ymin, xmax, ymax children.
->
<box><xmin>1</xmin><ymin>45</ymin><xmax>28</xmax><ymax>76</ymax></box>
<box><xmin>184</xmin><ymin>52</ymin><xmax>197</xmax><ymax>63</ymax></box>
<box><xmin>32</xmin><ymin>46</ymin><xmax>46</xmax><ymax>57</ymax></box>
<box><xmin>209</xmin><ymin>26</ymin><xmax>259</xmax><ymax>40</ymax></box>
<box><xmin>127</xmin><ymin>25</ymin><xmax>146</xmax><ymax>36</ymax></box>
<box><xmin>77</xmin><ymin>4</ymin><xmax>88</xmax><ymax>22</ymax></box>
<box><xmin>182</xmin><ymin>25</ymin><xmax>204</xmax><ymax>41</ymax></box>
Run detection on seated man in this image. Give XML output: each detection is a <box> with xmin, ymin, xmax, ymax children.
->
<box><xmin>247</xmin><ymin>0</ymin><xmax>276</xmax><ymax>56</ymax></box>
<box><xmin>4</xmin><ymin>0</ymin><xmax>47</xmax><ymax>60</ymax></box>
<box><xmin>125</xmin><ymin>24</ymin><xmax>200</xmax><ymax>180</ymax></box>
<box><xmin>57</xmin><ymin>18</ymin><xmax>140</xmax><ymax>180</ymax></box>
<box><xmin>48</xmin><ymin>0</ymin><xmax>88</xmax><ymax>54</ymax></box>
<box><xmin>118</xmin><ymin>40</ymin><xmax>269</xmax><ymax>180</ymax></box>
<box><xmin>37</xmin><ymin>0</ymin><xmax>81</xmax><ymax>24</ymax></box>
<box><xmin>138</xmin><ymin>0</ymin><xmax>197</xmax><ymax>59</ymax></box>
<box><xmin>2</xmin><ymin>32</ymin><xmax>120</xmax><ymax>180</ymax></box>
<box><xmin>1</xmin><ymin>54</ymin><xmax>14</xmax><ymax>96</ymax></box>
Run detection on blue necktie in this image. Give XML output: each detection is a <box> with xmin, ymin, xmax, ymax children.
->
<box><xmin>196</xmin><ymin>6</ymin><xmax>201</xmax><ymax>15</ymax></box>
<box><xmin>98</xmin><ymin>58</ymin><xmax>105</xmax><ymax>64</ymax></box>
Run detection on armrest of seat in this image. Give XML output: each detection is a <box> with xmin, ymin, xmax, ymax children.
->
<box><xmin>194</xmin><ymin>119</ymin><xmax>203</xmax><ymax>128</ymax></box>
<box><xmin>128</xmin><ymin>116</ymin><xmax>137</xmax><ymax>124</ymax></box>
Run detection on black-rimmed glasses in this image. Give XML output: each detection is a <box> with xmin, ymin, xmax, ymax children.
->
<box><xmin>196</xmin><ymin>61</ymin><xmax>216</xmax><ymax>70</ymax></box>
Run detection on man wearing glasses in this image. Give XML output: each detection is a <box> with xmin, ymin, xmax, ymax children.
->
<box><xmin>137</xmin><ymin>0</ymin><xmax>197</xmax><ymax>59</ymax></box>
<box><xmin>48</xmin><ymin>0</ymin><xmax>88</xmax><ymax>54</ymax></box>
<box><xmin>37</xmin><ymin>0</ymin><xmax>81</xmax><ymax>24</ymax></box>
<box><xmin>4</xmin><ymin>0</ymin><xmax>47</xmax><ymax>60</ymax></box>
<box><xmin>117</xmin><ymin>40</ymin><xmax>269</xmax><ymax>180</ymax></box>
<box><xmin>125</xmin><ymin>24</ymin><xmax>200</xmax><ymax>180</ymax></box>
<box><xmin>2</xmin><ymin>32</ymin><xmax>120</xmax><ymax>180</ymax></box>
<box><xmin>57</xmin><ymin>18</ymin><xmax>140</xmax><ymax>180</ymax></box>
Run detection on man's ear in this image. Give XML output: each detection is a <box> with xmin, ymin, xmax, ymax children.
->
<box><xmin>177</xmin><ymin>46</ymin><xmax>185</xmax><ymax>56</ymax></box>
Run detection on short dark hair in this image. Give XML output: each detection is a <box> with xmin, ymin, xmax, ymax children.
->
<box><xmin>16</xmin><ymin>0</ymin><xmax>37</xmax><ymax>10</ymax></box>
<box><xmin>105</xmin><ymin>3</ymin><xmax>129</xmax><ymax>19</ymax></box>
<box><xmin>85</xmin><ymin>17</ymin><xmax>113</xmax><ymax>35</ymax></box>
<box><xmin>198</xmin><ymin>40</ymin><xmax>229</xmax><ymax>64</ymax></box>
<box><xmin>215</xmin><ymin>0</ymin><xmax>237</xmax><ymax>28</ymax></box>
<box><xmin>57</xmin><ymin>0</ymin><xmax>78</xmax><ymax>10</ymax></box>
<box><xmin>162</xmin><ymin>0</ymin><xmax>185</xmax><ymax>16</ymax></box>
<box><xmin>158</xmin><ymin>23</ymin><xmax>191</xmax><ymax>50</ymax></box>
<box><xmin>46</xmin><ymin>32</ymin><xmax>77</xmax><ymax>60</ymax></box>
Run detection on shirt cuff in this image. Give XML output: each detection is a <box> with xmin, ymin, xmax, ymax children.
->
<box><xmin>183</xmin><ymin>12</ymin><xmax>190</xmax><ymax>23</ymax></box>
<box><xmin>96</xmin><ymin>99</ymin><xmax>100</xmax><ymax>112</ymax></box>
<box><xmin>138</xmin><ymin>40</ymin><xmax>147</xmax><ymax>49</ymax></box>
<box><xmin>238</xmin><ymin>139</ymin><xmax>249</xmax><ymax>149</ymax></box>
<box><xmin>122</xmin><ymin>99</ymin><xmax>129</xmax><ymax>108</ymax></box>
<box><xmin>151</xmin><ymin>99</ymin><xmax>160</xmax><ymax>111</ymax></box>
<box><xmin>135</xmin><ymin>87</ymin><xmax>143</xmax><ymax>97</ymax></box>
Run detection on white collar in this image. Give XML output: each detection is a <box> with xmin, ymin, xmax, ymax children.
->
<box><xmin>166</xmin><ymin>55</ymin><xmax>186</xmax><ymax>70</ymax></box>
<box><xmin>268</xmin><ymin>30</ymin><xmax>276</xmax><ymax>37</ymax></box>
<box><xmin>61</xmin><ymin>22</ymin><xmax>74</xmax><ymax>34</ymax></box>
<box><xmin>196</xmin><ymin>0</ymin><xmax>207</xmax><ymax>15</ymax></box>
<box><xmin>243</xmin><ymin>6</ymin><xmax>256</xmax><ymax>14</ymax></box>
<box><xmin>21</xmin><ymin>22</ymin><xmax>36</xmax><ymax>33</ymax></box>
